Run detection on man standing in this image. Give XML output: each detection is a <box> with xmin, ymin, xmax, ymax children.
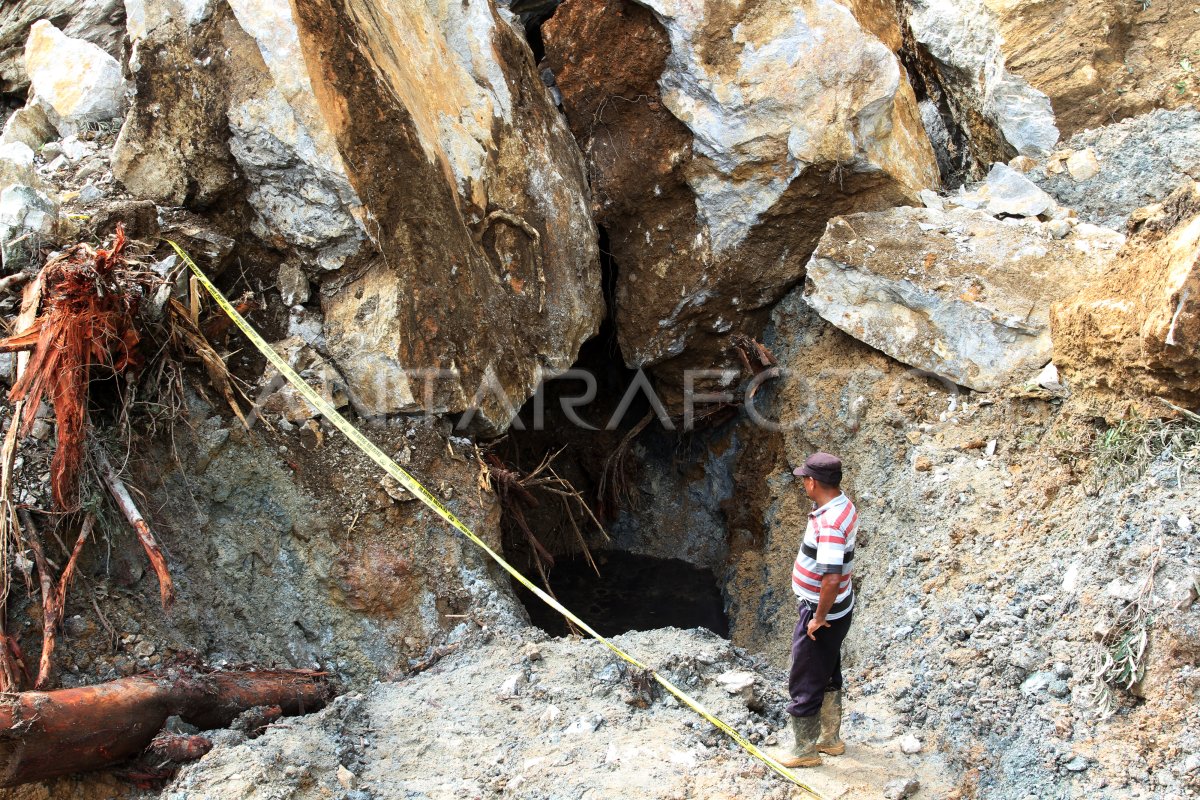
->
<box><xmin>770</xmin><ymin>452</ymin><xmax>857</xmax><ymax>768</ymax></box>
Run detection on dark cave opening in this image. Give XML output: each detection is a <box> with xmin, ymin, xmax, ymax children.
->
<box><xmin>493</xmin><ymin>226</ymin><xmax>735</xmax><ymax>640</ymax></box>
<box><xmin>516</xmin><ymin>550</ymin><xmax>730</xmax><ymax>638</ymax></box>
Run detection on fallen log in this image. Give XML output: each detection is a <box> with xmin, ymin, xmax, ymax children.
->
<box><xmin>0</xmin><ymin>667</ymin><xmax>332</xmax><ymax>787</ymax></box>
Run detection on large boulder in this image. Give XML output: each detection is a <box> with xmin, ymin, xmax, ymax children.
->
<box><xmin>0</xmin><ymin>0</ymin><xmax>124</xmax><ymax>99</ymax></box>
<box><xmin>804</xmin><ymin>205</ymin><xmax>1124</xmax><ymax>391</ymax></box>
<box><xmin>1052</xmin><ymin>182</ymin><xmax>1200</xmax><ymax>406</ymax></box>
<box><xmin>24</xmin><ymin>20</ymin><xmax>125</xmax><ymax>138</ymax></box>
<box><xmin>114</xmin><ymin>0</ymin><xmax>603</xmax><ymax>431</ymax></box>
<box><xmin>543</xmin><ymin>0</ymin><xmax>938</xmax><ymax>403</ymax></box>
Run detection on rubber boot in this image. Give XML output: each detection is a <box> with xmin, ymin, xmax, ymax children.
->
<box><xmin>815</xmin><ymin>690</ymin><xmax>845</xmax><ymax>756</ymax></box>
<box><xmin>768</xmin><ymin>714</ymin><xmax>822</xmax><ymax>768</ymax></box>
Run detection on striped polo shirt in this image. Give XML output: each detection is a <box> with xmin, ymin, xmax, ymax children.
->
<box><xmin>792</xmin><ymin>492</ymin><xmax>857</xmax><ymax>620</ymax></box>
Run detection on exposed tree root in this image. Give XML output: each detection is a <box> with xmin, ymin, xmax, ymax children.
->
<box><xmin>0</xmin><ymin>667</ymin><xmax>333</xmax><ymax>787</ymax></box>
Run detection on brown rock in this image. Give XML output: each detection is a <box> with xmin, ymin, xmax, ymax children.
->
<box><xmin>115</xmin><ymin>0</ymin><xmax>604</xmax><ymax>431</ymax></box>
<box><xmin>544</xmin><ymin>0</ymin><xmax>937</xmax><ymax>404</ymax></box>
<box><xmin>1052</xmin><ymin>182</ymin><xmax>1200</xmax><ymax>406</ymax></box>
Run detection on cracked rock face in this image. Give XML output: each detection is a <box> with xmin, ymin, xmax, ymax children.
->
<box><xmin>115</xmin><ymin>0</ymin><xmax>603</xmax><ymax>431</ymax></box>
<box><xmin>804</xmin><ymin>206</ymin><xmax>1125</xmax><ymax>391</ymax></box>
<box><xmin>545</xmin><ymin>0</ymin><xmax>937</xmax><ymax>404</ymax></box>
<box><xmin>1052</xmin><ymin>182</ymin><xmax>1200</xmax><ymax>406</ymax></box>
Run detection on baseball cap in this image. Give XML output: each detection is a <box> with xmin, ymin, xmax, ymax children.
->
<box><xmin>791</xmin><ymin>452</ymin><xmax>842</xmax><ymax>485</ymax></box>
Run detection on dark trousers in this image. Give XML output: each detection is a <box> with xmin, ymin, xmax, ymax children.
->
<box><xmin>786</xmin><ymin>600</ymin><xmax>853</xmax><ymax>717</ymax></box>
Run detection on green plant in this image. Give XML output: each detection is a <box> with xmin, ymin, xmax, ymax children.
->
<box><xmin>1090</xmin><ymin>412</ymin><xmax>1200</xmax><ymax>492</ymax></box>
<box><xmin>1087</xmin><ymin>539</ymin><xmax>1162</xmax><ymax>718</ymax></box>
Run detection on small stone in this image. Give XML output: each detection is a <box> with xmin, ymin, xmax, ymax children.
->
<box><xmin>521</xmin><ymin>643</ymin><xmax>542</xmax><ymax>662</ymax></box>
<box><xmin>1020</xmin><ymin>671</ymin><xmax>1054</xmax><ymax>697</ymax></box>
<box><xmin>498</xmin><ymin>673</ymin><xmax>524</xmax><ymax>698</ymax></box>
<box><xmin>538</xmin><ymin>704</ymin><xmax>561</xmax><ymax>728</ymax></box>
<box><xmin>336</xmin><ymin>764</ymin><xmax>355</xmax><ymax>790</ymax></box>
<box><xmin>1182</xmin><ymin>753</ymin><xmax>1200</xmax><ymax>774</ymax></box>
<box><xmin>1065</xmin><ymin>149</ymin><xmax>1099</xmax><ymax>182</ymax></box>
<box><xmin>915</xmin><ymin>456</ymin><xmax>933</xmax><ymax>472</ymax></box>
<box><xmin>278</xmin><ymin>261</ymin><xmax>310</xmax><ymax>306</ymax></box>
<box><xmin>1178</xmin><ymin>515</ymin><xmax>1194</xmax><ymax>535</ymax></box>
<box><xmin>565</xmin><ymin>713</ymin><xmax>602</xmax><ymax>735</ymax></box>
<box><xmin>1007</xmin><ymin>155</ymin><xmax>1038</xmax><ymax>173</ymax></box>
<box><xmin>884</xmin><ymin>777</ymin><xmax>920</xmax><ymax>799</ymax></box>
<box><xmin>1048</xmin><ymin>680</ymin><xmax>1070</xmax><ymax>698</ymax></box>
<box><xmin>1064</xmin><ymin>755</ymin><xmax>1090</xmax><ymax>772</ymax></box>
<box><xmin>1043</xmin><ymin>219</ymin><xmax>1071</xmax><ymax>239</ymax></box>
<box><xmin>133</xmin><ymin>640</ymin><xmax>156</xmax><ymax>658</ymax></box>
<box><xmin>900</xmin><ymin>733</ymin><xmax>923</xmax><ymax>754</ymax></box>
<box><xmin>918</xmin><ymin>189</ymin><xmax>944</xmax><ymax>211</ymax></box>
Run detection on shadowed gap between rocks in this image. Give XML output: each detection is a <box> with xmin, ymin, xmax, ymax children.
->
<box><xmin>491</xmin><ymin>231</ymin><xmax>735</xmax><ymax>639</ymax></box>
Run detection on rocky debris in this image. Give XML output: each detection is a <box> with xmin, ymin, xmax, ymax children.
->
<box><xmin>1025</xmin><ymin>107</ymin><xmax>1200</xmax><ymax>231</ymax></box>
<box><xmin>24</xmin><ymin>20</ymin><xmax>125</xmax><ymax>139</ymax></box>
<box><xmin>906</xmin><ymin>0</ymin><xmax>1060</xmax><ymax>162</ymax></box>
<box><xmin>726</xmin><ymin>289</ymin><xmax>1200</xmax><ymax>798</ymax></box>
<box><xmin>0</xmin><ymin>0</ymin><xmax>125</xmax><ymax>99</ymax></box>
<box><xmin>543</xmin><ymin>0</ymin><xmax>937</xmax><ymax>403</ymax></box>
<box><xmin>802</xmin><ymin>205</ymin><xmax>1123</xmax><ymax>391</ymax></box>
<box><xmin>115</xmin><ymin>0</ymin><xmax>602</xmax><ymax>431</ymax></box>
<box><xmin>163</xmin><ymin>628</ymin><xmax>958</xmax><ymax>799</ymax></box>
<box><xmin>1052</xmin><ymin>182</ymin><xmax>1200</xmax><ymax>406</ymax></box>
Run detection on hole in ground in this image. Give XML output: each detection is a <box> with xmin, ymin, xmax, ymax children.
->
<box><xmin>515</xmin><ymin>550</ymin><xmax>730</xmax><ymax>639</ymax></box>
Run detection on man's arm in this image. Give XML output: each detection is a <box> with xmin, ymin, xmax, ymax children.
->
<box><xmin>806</xmin><ymin>573</ymin><xmax>841</xmax><ymax>640</ymax></box>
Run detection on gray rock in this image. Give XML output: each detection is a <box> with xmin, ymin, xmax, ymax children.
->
<box><xmin>884</xmin><ymin>777</ymin><xmax>921</xmax><ymax>799</ymax></box>
<box><xmin>907</xmin><ymin>0</ymin><xmax>1059</xmax><ymax>157</ymax></box>
<box><xmin>803</xmin><ymin>206</ymin><xmax>1122</xmax><ymax>391</ymax></box>
<box><xmin>979</xmin><ymin>163</ymin><xmax>1055</xmax><ymax>217</ymax></box>
<box><xmin>0</xmin><ymin>183</ymin><xmax>56</xmax><ymax>269</ymax></box>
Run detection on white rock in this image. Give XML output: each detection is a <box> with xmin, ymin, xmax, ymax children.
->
<box><xmin>1035</xmin><ymin>362</ymin><xmax>1065</xmax><ymax>392</ymax></box>
<box><xmin>0</xmin><ymin>105</ymin><xmax>56</xmax><ymax>152</ymax></box>
<box><xmin>981</xmin><ymin>163</ymin><xmax>1055</xmax><ymax>217</ymax></box>
<box><xmin>1179</xmin><ymin>515</ymin><xmax>1194</xmax><ymax>535</ymax></box>
<box><xmin>498</xmin><ymin>673</ymin><xmax>524</xmax><ymax>698</ymax></box>
<box><xmin>0</xmin><ymin>143</ymin><xmax>37</xmax><ymax>192</ymax></box>
<box><xmin>899</xmin><ymin>733</ymin><xmax>923</xmax><ymax>754</ymax></box>
<box><xmin>537</xmin><ymin>704</ymin><xmax>561</xmax><ymax>728</ymax></box>
<box><xmin>24</xmin><ymin>21</ymin><xmax>125</xmax><ymax>139</ymax></box>
<box><xmin>715</xmin><ymin>670</ymin><xmax>756</xmax><ymax>695</ymax></box>
<box><xmin>1065</xmin><ymin>148</ymin><xmax>1099</xmax><ymax>182</ymax></box>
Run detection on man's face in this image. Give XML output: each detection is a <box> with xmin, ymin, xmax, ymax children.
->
<box><xmin>800</xmin><ymin>474</ymin><xmax>816</xmax><ymax>501</ymax></box>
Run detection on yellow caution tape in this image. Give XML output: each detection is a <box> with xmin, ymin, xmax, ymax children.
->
<box><xmin>168</xmin><ymin>241</ymin><xmax>817</xmax><ymax>797</ymax></box>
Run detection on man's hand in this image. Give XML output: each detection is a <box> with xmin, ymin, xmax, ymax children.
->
<box><xmin>808</xmin><ymin>572</ymin><xmax>841</xmax><ymax>639</ymax></box>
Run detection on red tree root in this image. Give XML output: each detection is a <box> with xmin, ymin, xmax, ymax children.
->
<box><xmin>0</xmin><ymin>668</ymin><xmax>332</xmax><ymax>787</ymax></box>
